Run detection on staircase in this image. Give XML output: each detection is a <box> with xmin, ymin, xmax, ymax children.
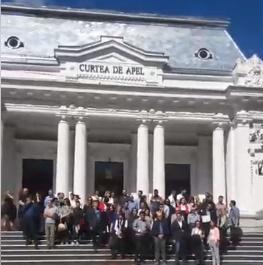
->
<box><xmin>1</xmin><ymin>230</ymin><xmax>263</xmax><ymax>264</ymax></box>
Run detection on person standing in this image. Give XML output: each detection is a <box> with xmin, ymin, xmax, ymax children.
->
<box><xmin>86</xmin><ymin>199</ymin><xmax>101</xmax><ymax>251</ymax></box>
<box><xmin>44</xmin><ymin>189</ymin><xmax>55</xmax><ymax>208</ymax></box>
<box><xmin>22</xmin><ymin>195</ymin><xmax>41</xmax><ymax>249</ymax></box>
<box><xmin>168</xmin><ymin>190</ymin><xmax>177</xmax><ymax>209</ymax></box>
<box><xmin>72</xmin><ymin>200</ymin><xmax>83</xmax><ymax>244</ymax></box>
<box><xmin>127</xmin><ymin>195</ymin><xmax>137</xmax><ymax>213</ymax></box>
<box><xmin>150</xmin><ymin>189</ymin><xmax>163</xmax><ymax>214</ymax></box>
<box><xmin>229</xmin><ymin>200</ymin><xmax>241</xmax><ymax>246</ymax></box>
<box><xmin>208</xmin><ymin>221</ymin><xmax>220</xmax><ymax>265</ymax></box>
<box><xmin>18</xmin><ymin>188</ymin><xmax>29</xmax><ymax>229</ymax></box>
<box><xmin>119</xmin><ymin>189</ymin><xmax>130</xmax><ymax>207</ymax></box>
<box><xmin>171</xmin><ymin>211</ymin><xmax>188</xmax><ymax>265</ymax></box>
<box><xmin>135</xmin><ymin>190</ymin><xmax>144</xmax><ymax>210</ymax></box>
<box><xmin>176</xmin><ymin>190</ymin><xmax>187</xmax><ymax>204</ymax></box>
<box><xmin>1</xmin><ymin>192</ymin><xmax>17</xmax><ymax>231</ymax></box>
<box><xmin>151</xmin><ymin>211</ymin><xmax>169</xmax><ymax>265</ymax></box>
<box><xmin>43</xmin><ymin>199</ymin><xmax>58</xmax><ymax>249</ymax></box>
<box><xmin>216</xmin><ymin>196</ymin><xmax>227</xmax><ymax>223</ymax></box>
<box><xmin>109</xmin><ymin>213</ymin><xmax>127</xmax><ymax>259</ymax></box>
<box><xmin>187</xmin><ymin>206</ymin><xmax>200</xmax><ymax>232</ymax></box>
<box><xmin>133</xmin><ymin>211</ymin><xmax>151</xmax><ymax>265</ymax></box>
<box><xmin>191</xmin><ymin>221</ymin><xmax>205</xmax><ymax>265</ymax></box>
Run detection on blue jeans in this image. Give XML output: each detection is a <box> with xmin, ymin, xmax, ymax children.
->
<box><xmin>174</xmin><ymin>239</ymin><xmax>187</xmax><ymax>264</ymax></box>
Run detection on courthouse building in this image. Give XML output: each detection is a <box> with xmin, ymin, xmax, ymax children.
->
<box><xmin>1</xmin><ymin>5</ymin><xmax>263</xmax><ymax>218</ymax></box>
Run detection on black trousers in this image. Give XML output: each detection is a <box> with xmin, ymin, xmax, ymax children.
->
<box><xmin>134</xmin><ymin>235</ymin><xmax>147</xmax><ymax>262</ymax></box>
<box><xmin>110</xmin><ymin>235</ymin><xmax>125</xmax><ymax>257</ymax></box>
<box><xmin>90</xmin><ymin>227</ymin><xmax>101</xmax><ymax>249</ymax></box>
<box><xmin>191</xmin><ymin>235</ymin><xmax>205</xmax><ymax>265</ymax></box>
<box><xmin>23</xmin><ymin>219</ymin><xmax>38</xmax><ymax>246</ymax></box>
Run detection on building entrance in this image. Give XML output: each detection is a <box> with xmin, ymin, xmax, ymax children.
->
<box><xmin>165</xmin><ymin>164</ymin><xmax>191</xmax><ymax>197</ymax></box>
<box><xmin>95</xmin><ymin>161</ymin><xmax>123</xmax><ymax>196</ymax></box>
<box><xmin>22</xmin><ymin>159</ymin><xmax>53</xmax><ymax>198</ymax></box>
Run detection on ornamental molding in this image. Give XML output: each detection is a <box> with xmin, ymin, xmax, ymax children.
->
<box><xmin>248</xmin><ymin>111</ymin><xmax>263</xmax><ymax>121</ymax></box>
<box><xmin>4</xmin><ymin>103</ymin><xmax>230</xmax><ymax>124</ymax></box>
<box><xmin>212</xmin><ymin>113</ymin><xmax>229</xmax><ymax>128</ymax></box>
<box><xmin>234</xmin><ymin>110</ymin><xmax>252</xmax><ymax>125</ymax></box>
<box><xmin>233</xmin><ymin>54</ymin><xmax>263</xmax><ymax>88</ymax></box>
<box><xmin>249</xmin><ymin>123</ymin><xmax>263</xmax><ymax>145</ymax></box>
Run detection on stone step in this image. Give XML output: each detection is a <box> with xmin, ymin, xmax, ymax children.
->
<box><xmin>2</xmin><ymin>253</ymin><xmax>263</xmax><ymax>260</ymax></box>
<box><xmin>2</xmin><ymin>249</ymin><xmax>263</xmax><ymax>255</ymax></box>
<box><xmin>1</xmin><ymin>244</ymin><xmax>104</xmax><ymax>250</ymax></box>
<box><xmin>2</xmin><ymin>259</ymin><xmax>263</xmax><ymax>265</ymax></box>
<box><xmin>2</xmin><ymin>237</ymin><xmax>261</xmax><ymax>243</ymax></box>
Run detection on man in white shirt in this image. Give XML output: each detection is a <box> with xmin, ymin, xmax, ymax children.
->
<box><xmin>168</xmin><ymin>190</ymin><xmax>176</xmax><ymax>209</ymax></box>
<box><xmin>176</xmin><ymin>189</ymin><xmax>187</xmax><ymax>203</ymax></box>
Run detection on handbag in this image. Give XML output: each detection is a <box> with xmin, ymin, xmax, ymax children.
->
<box><xmin>57</xmin><ymin>222</ymin><xmax>67</xmax><ymax>232</ymax></box>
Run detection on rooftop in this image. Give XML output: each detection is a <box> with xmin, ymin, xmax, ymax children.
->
<box><xmin>1</xmin><ymin>4</ymin><xmax>244</xmax><ymax>74</ymax></box>
<box><xmin>2</xmin><ymin>4</ymin><xmax>229</xmax><ymax>28</ymax></box>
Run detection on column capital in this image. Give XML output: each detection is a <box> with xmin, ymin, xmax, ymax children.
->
<box><xmin>136</xmin><ymin>118</ymin><xmax>151</xmax><ymax>126</ymax></box>
<box><xmin>212</xmin><ymin>122</ymin><xmax>227</xmax><ymax>130</ymax></box>
<box><xmin>56</xmin><ymin>105</ymin><xmax>70</xmax><ymax>120</ymax></box>
<box><xmin>153</xmin><ymin>119</ymin><xmax>167</xmax><ymax>126</ymax></box>
<box><xmin>212</xmin><ymin>113</ymin><xmax>229</xmax><ymax>130</ymax></box>
<box><xmin>234</xmin><ymin>110</ymin><xmax>252</xmax><ymax>126</ymax></box>
<box><xmin>136</xmin><ymin>109</ymin><xmax>151</xmax><ymax>125</ymax></box>
<box><xmin>73</xmin><ymin>106</ymin><xmax>88</xmax><ymax>122</ymax></box>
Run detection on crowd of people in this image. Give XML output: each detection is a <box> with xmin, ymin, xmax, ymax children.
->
<box><xmin>1</xmin><ymin>187</ymin><xmax>242</xmax><ymax>265</ymax></box>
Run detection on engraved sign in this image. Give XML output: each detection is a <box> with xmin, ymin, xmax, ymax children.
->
<box><xmin>78</xmin><ymin>63</ymin><xmax>144</xmax><ymax>76</ymax></box>
<box><xmin>64</xmin><ymin>61</ymin><xmax>160</xmax><ymax>85</ymax></box>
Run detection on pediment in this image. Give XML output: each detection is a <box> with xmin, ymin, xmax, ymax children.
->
<box><xmin>55</xmin><ymin>36</ymin><xmax>169</xmax><ymax>66</ymax></box>
<box><xmin>56</xmin><ymin>36</ymin><xmax>167</xmax><ymax>86</ymax></box>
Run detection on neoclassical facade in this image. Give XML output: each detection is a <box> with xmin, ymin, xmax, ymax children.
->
<box><xmin>1</xmin><ymin>5</ymin><xmax>263</xmax><ymax>218</ymax></box>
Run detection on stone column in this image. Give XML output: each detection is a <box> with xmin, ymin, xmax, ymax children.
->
<box><xmin>1</xmin><ymin>119</ymin><xmax>4</xmax><ymax>166</ymax></box>
<box><xmin>226</xmin><ymin>123</ymin><xmax>236</xmax><ymax>203</ymax></box>
<box><xmin>234</xmin><ymin>111</ymin><xmax>252</xmax><ymax>215</ymax></box>
<box><xmin>73</xmin><ymin>117</ymin><xmax>87</xmax><ymax>204</ymax></box>
<box><xmin>68</xmin><ymin>129</ymin><xmax>75</xmax><ymax>195</ymax></box>
<box><xmin>129</xmin><ymin>133</ymin><xmax>137</xmax><ymax>194</ymax></box>
<box><xmin>197</xmin><ymin>136</ymin><xmax>212</xmax><ymax>195</ymax></box>
<box><xmin>212</xmin><ymin>123</ymin><xmax>226</xmax><ymax>201</ymax></box>
<box><xmin>153</xmin><ymin>122</ymin><xmax>165</xmax><ymax>198</ymax></box>
<box><xmin>136</xmin><ymin>122</ymin><xmax>149</xmax><ymax>195</ymax></box>
<box><xmin>55</xmin><ymin>118</ymin><xmax>70</xmax><ymax>196</ymax></box>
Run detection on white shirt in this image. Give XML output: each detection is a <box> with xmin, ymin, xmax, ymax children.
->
<box><xmin>168</xmin><ymin>194</ymin><xmax>176</xmax><ymax>208</ymax></box>
<box><xmin>178</xmin><ymin>220</ymin><xmax>183</xmax><ymax>228</ymax></box>
<box><xmin>176</xmin><ymin>194</ymin><xmax>183</xmax><ymax>202</ymax></box>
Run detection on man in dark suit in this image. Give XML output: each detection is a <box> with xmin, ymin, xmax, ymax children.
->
<box><xmin>171</xmin><ymin>211</ymin><xmax>188</xmax><ymax>265</ymax></box>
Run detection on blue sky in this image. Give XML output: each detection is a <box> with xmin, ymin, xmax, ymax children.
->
<box><xmin>3</xmin><ymin>0</ymin><xmax>263</xmax><ymax>59</ymax></box>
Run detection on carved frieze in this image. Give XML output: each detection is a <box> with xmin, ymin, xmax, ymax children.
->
<box><xmin>234</xmin><ymin>54</ymin><xmax>263</xmax><ymax>88</ymax></box>
<box><xmin>249</xmin><ymin>123</ymin><xmax>263</xmax><ymax>143</ymax></box>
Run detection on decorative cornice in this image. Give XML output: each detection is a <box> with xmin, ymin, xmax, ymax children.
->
<box><xmin>211</xmin><ymin>113</ymin><xmax>229</xmax><ymax>129</ymax></box>
<box><xmin>4</xmin><ymin>103</ymin><xmax>231</xmax><ymax>124</ymax></box>
<box><xmin>233</xmin><ymin>54</ymin><xmax>263</xmax><ymax>88</ymax></box>
<box><xmin>248</xmin><ymin>111</ymin><xmax>263</xmax><ymax>121</ymax></box>
<box><xmin>234</xmin><ymin>110</ymin><xmax>252</xmax><ymax>125</ymax></box>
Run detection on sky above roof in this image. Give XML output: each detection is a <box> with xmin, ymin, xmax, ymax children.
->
<box><xmin>2</xmin><ymin>0</ymin><xmax>263</xmax><ymax>59</ymax></box>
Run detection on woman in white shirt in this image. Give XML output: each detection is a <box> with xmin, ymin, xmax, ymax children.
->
<box><xmin>191</xmin><ymin>221</ymin><xmax>205</xmax><ymax>265</ymax></box>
